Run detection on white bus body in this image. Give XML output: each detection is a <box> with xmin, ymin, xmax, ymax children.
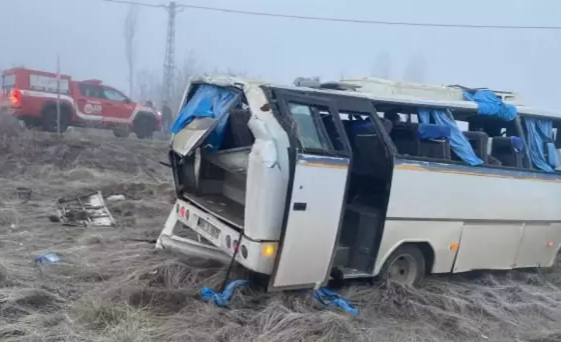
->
<box><xmin>157</xmin><ymin>75</ymin><xmax>561</xmax><ymax>291</ymax></box>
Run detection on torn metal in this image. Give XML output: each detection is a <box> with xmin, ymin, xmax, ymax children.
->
<box><xmin>56</xmin><ymin>191</ymin><xmax>117</xmax><ymax>228</ymax></box>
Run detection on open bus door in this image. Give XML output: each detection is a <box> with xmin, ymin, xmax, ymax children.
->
<box><xmin>268</xmin><ymin>91</ymin><xmax>351</xmax><ymax>291</ymax></box>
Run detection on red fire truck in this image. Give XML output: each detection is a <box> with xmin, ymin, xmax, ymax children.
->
<box><xmin>0</xmin><ymin>68</ymin><xmax>161</xmax><ymax>138</ymax></box>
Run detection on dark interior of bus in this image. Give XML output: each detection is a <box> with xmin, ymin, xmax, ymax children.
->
<box><xmin>171</xmin><ymin>96</ymin><xmax>256</xmax><ymax>232</ymax></box>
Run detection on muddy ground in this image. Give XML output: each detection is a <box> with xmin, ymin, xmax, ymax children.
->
<box><xmin>0</xmin><ymin>128</ymin><xmax>560</xmax><ymax>342</ymax></box>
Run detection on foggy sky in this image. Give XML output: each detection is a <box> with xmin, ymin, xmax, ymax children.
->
<box><xmin>2</xmin><ymin>0</ymin><xmax>561</xmax><ymax>109</ymax></box>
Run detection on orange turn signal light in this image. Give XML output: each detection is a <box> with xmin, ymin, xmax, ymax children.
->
<box><xmin>262</xmin><ymin>244</ymin><xmax>275</xmax><ymax>257</ymax></box>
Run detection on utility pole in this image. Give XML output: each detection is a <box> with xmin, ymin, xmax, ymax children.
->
<box><xmin>162</xmin><ymin>1</ymin><xmax>177</xmax><ymax>106</ymax></box>
<box><xmin>56</xmin><ymin>55</ymin><xmax>61</xmax><ymax>139</ymax></box>
<box><xmin>105</xmin><ymin>0</ymin><xmax>182</xmax><ymax>106</ymax></box>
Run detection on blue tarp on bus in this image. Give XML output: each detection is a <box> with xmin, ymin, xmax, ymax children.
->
<box><xmin>171</xmin><ymin>84</ymin><xmax>240</xmax><ymax>152</ymax></box>
<box><xmin>524</xmin><ymin>118</ymin><xmax>558</xmax><ymax>172</ymax></box>
<box><xmin>418</xmin><ymin>108</ymin><xmax>483</xmax><ymax>166</ymax></box>
<box><xmin>464</xmin><ymin>90</ymin><xmax>517</xmax><ymax>121</ymax></box>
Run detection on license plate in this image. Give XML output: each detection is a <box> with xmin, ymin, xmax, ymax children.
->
<box><xmin>197</xmin><ymin>217</ymin><xmax>220</xmax><ymax>240</ymax></box>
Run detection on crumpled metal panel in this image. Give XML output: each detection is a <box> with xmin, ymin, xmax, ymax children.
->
<box><xmin>57</xmin><ymin>191</ymin><xmax>116</xmax><ymax>228</ymax></box>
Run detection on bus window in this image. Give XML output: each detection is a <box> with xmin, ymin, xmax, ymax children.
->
<box><xmin>288</xmin><ymin>103</ymin><xmax>330</xmax><ymax>150</ymax></box>
<box><xmin>287</xmin><ymin>102</ymin><xmax>346</xmax><ymax>154</ymax></box>
<box><xmin>461</xmin><ymin>113</ymin><xmax>527</xmax><ymax>168</ymax></box>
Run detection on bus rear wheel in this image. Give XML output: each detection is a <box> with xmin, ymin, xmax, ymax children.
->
<box><xmin>379</xmin><ymin>245</ymin><xmax>425</xmax><ymax>286</ymax></box>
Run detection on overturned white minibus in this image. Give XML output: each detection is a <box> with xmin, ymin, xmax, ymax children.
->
<box><xmin>157</xmin><ymin>76</ymin><xmax>561</xmax><ymax>291</ymax></box>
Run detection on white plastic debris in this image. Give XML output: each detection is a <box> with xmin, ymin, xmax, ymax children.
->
<box><xmin>56</xmin><ymin>191</ymin><xmax>117</xmax><ymax>228</ymax></box>
<box><xmin>107</xmin><ymin>195</ymin><xmax>126</xmax><ymax>202</ymax></box>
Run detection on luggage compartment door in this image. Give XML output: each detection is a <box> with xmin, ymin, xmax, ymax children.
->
<box><xmin>268</xmin><ymin>91</ymin><xmax>351</xmax><ymax>291</ymax></box>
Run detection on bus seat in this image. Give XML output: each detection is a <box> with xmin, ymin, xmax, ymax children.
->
<box><xmin>391</xmin><ymin>123</ymin><xmax>451</xmax><ymax>159</ymax></box>
<box><xmin>491</xmin><ymin>137</ymin><xmax>523</xmax><ymax>168</ymax></box>
<box><xmin>418</xmin><ymin>124</ymin><xmax>451</xmax><ymax>160</ymax></box>
<box><xmin>390</xmin><ymin>124</ymin><xmax>420</xmax><ymax>156</ymax></box>
<box><xmin>462</xmin><ymin>131</ymin><xmax>489</xmax><ymax>163</ymax></box>
<box><xmin>354</xmin><ymin>133</ymin><xmax>387</xmax><ymax>179</ymax></box>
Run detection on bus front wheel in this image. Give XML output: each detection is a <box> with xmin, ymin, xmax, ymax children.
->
<box><xmin>379</xmin><ymin>244</ymin><xmax>426</xmax><ymax>286</ymax></box>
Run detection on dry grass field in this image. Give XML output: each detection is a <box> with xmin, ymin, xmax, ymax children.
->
<box><xmin>0</xmin><ymin>122</ymin><xmax>560</xmax><ymax>342</ymax></box>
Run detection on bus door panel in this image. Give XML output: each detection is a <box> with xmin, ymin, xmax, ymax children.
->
<box><xmin>269</xmin><ymin>153</ymin><xmax>350</xmax><ymax>290</ymax></box>
<box><xmin>514</xmin><ymin>223</ymin><xmax>561</xmax><ymax>268</ymax></box>
<box><xmin>268</xmin><ymin>91</ymin><xmax>351</xmax><ymax>291</ymax></box>
<box><xmin>453</xmin><ymin>222</ymin><xmax>523</xmax><ymax>273</ymax></box>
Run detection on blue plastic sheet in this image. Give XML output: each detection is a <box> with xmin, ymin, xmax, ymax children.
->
<box><xmin>418</xmin><ymin>123</ymin><xmax>451</xmax><ymax>140</ymax></box>
<box><xmin>171</xmin><ymin>84</ymin><xmax>240</xmax><ymax>152</ymax></box>
<box><xmin>418</xmin><ymin>109</ymin><xmax>483</xmax><ymax>166</ymax></box>
<box><xmin>350</xmin><ymin>119</ymin><xmax>374</xmax><ymax>134</ymax></box>
<box><xmin>464</xmin><ymin>90</ymin><xmax>517</xmax><ymax>121</ymax></box>
<box><xmin>35</xmin><ymin>253</ymin><xmax>61</xmax><ymax>263</ymax></box>
<box><xmin>201</xmin><ymin>279</ymin><xmax>248</xmax><ymax>307</ymax></box>
<box><xmin>314</xmin><ymin>288</ymin><xmax>358</xmax><ymax>316</ymax></box>
<box><xmin>510</xmin><ymin>136</ymin><xmax>524</xmax><ymax>152</ymax></box>
<box><xmin>524</xmin><ymin>118</ymin><xmax>557</xmax><ymax>172</ymax></box>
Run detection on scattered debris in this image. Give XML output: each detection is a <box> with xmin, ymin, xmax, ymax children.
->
<box><xmin>56</xmin><ymin>191</ymin><xmax>117</xmax><ymax>228</ymax></box>
<box><xmin>48</xmin><ymin>215</ymin><xmax>61</xmax><ymax>223</ymax></box>
<box><xmin>35</xmin><ymin>252</ymin><xmax>61</xmax><ymax>264</ymax></box>
<box><xmin>201</xmin><ymin>279</ymin><xmax>248</xmax><ymax>307</ymax></box>
<box><xmin>107</xmin><ymin>194</ymin><xmax>126</xmax><ymax>202</ymax></box>
<box><xmin>314</xmin><ymin>288</ymin><xmax>359</xmax><ymax>316</ymax></box>
<box><xmin>16</xmin><ymin>187</ymin><xmax>32</xmax><ymax>204</ymax></box>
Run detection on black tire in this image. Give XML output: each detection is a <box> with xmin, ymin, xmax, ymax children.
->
<box><xmin>41</xmin><ymin>105</ymin><xmax>69</xmax><ymax>133</ymax></box>
<box><xmin>112</xmin><ymin>128</ymin><xmax>130</xmax><ymax>138</ymax></box>
<box><xmin>133</xmin><ymin>115</ymin><xmax>156</xmax><ymax>139</ymax></box>
<box><xmin>378</xmin><ymin>244</ymin><xmax>426</xmax><ymax>286</ymax></box>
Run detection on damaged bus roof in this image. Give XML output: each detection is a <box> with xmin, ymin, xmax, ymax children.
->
<box><xmin>189</xmin><ymin>75</ymin><xmax>561</xmax><ymax>120</ymax></box>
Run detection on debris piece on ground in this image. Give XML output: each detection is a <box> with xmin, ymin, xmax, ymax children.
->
<box><xmin>35</xmin><ymin>252</ymin><xmax>61</xmax><ymax>264</ymax></box>
<box><xmin>201</xmin><ymin>279</ymin><xmax>248</xmax><ymax>307</ymax></box>
<box><xmin>314</xmin><ymin>287</ymin><xmax>359</xmax><ymax>316</ymax></box>
<box><xmin>56</xmin><ymin>191</ymin><xmax>117</xmax><ymax>228</ymax></box>
<box><xmin>16</xmin><ymin>187</ymin><xmax>32</xmax><ymax>203</ymax></box>
<box><xmin>48</xmin><ymin>215</ymin><xmax>61</xmax><ymax>223</ymax></box>
<box><xmin>107</xmin><ymin>194</ymin><xmax>126</xmax><ymax>202</ymax></box>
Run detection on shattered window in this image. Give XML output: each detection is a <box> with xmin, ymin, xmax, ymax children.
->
<box><xmin>288</xmin><ymin>103</ymin><xmax>332</xmax><ymax>151</ymax></box>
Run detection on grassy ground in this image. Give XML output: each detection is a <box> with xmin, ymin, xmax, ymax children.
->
<box><xmin>0</xmin><ymin>127</ymin><xmax>560</xmax><ymax>342</ymax></box>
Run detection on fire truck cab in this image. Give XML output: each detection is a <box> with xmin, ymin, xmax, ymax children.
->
<box><xmin>0</xmin><ymin>68</ymin><xmax>161</xmax><ymax>138</ymax></box>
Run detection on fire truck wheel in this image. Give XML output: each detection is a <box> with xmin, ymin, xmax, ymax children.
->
<box><xmin>112</xmin><ymin>128</ymin><xmax>130</xmax><ymax>138</ymax></box>
<box><xmin>378</xmin><ymin>244</ymin><xmax>425</xmax><ymax>286</ymax></box>
<box><xmin>41</xmin><ymin>105</ymin><xmax>69</xmax><ymax>133</ymax></box>
<box><xmin>133</xmin><ymin>115</ymin><xmax>156</xmax><ymax>139</ymax></box>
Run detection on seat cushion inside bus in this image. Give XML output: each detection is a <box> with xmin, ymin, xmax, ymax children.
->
<box><xmin>460</xmin><ymin>131</ymin><xmax>489</xmax><ymax>163</ymax></box>
<box><xmin>491</xmin><ymin>136</ymin><xmax>523</xmax><ymax>168</ymax></box>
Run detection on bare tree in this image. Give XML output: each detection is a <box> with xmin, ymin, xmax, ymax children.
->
<box><xmin>124</xmin><ymin>5</ymin><xmax>139</xmax><ymax>98</ymax></box>
<box><xmin>135</xmin><ymin>52</ymin><xmax>201</xmax><ymax>113</ymax></box>
<box><xmin>403</xmin><ymin>55</ymin><xmax>428</xmax><ymax>83</ymax></box>
<box><xmin>136</xmin><ymin>68</ymin><xmax>161</xmax><ymax>104</ymax></box>
<box><xmin>371</xmin><ymin>51</ymin><xmax>392</xmax><ymax>79</ymax></box>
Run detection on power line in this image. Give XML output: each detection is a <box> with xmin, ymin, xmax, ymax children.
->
<box><xmin>102</xmin><ymin>0</ymin><xmax>561</xmax><ymax>30</ymax></box>
<box><xmin>103</xmin><ymin>0</ymin><xmax>164</xmax><ymax>8</ymax></box>
<box><xmin>172</xmin><ymin>4</ymin><xmax>561</xmax><ymax>30</ymax></box>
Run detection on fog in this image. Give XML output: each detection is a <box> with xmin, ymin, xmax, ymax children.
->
<box><xmin>2</xmin><ymin>0</ymin><xmax>561</xmax><ymax>108</ymax></box>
